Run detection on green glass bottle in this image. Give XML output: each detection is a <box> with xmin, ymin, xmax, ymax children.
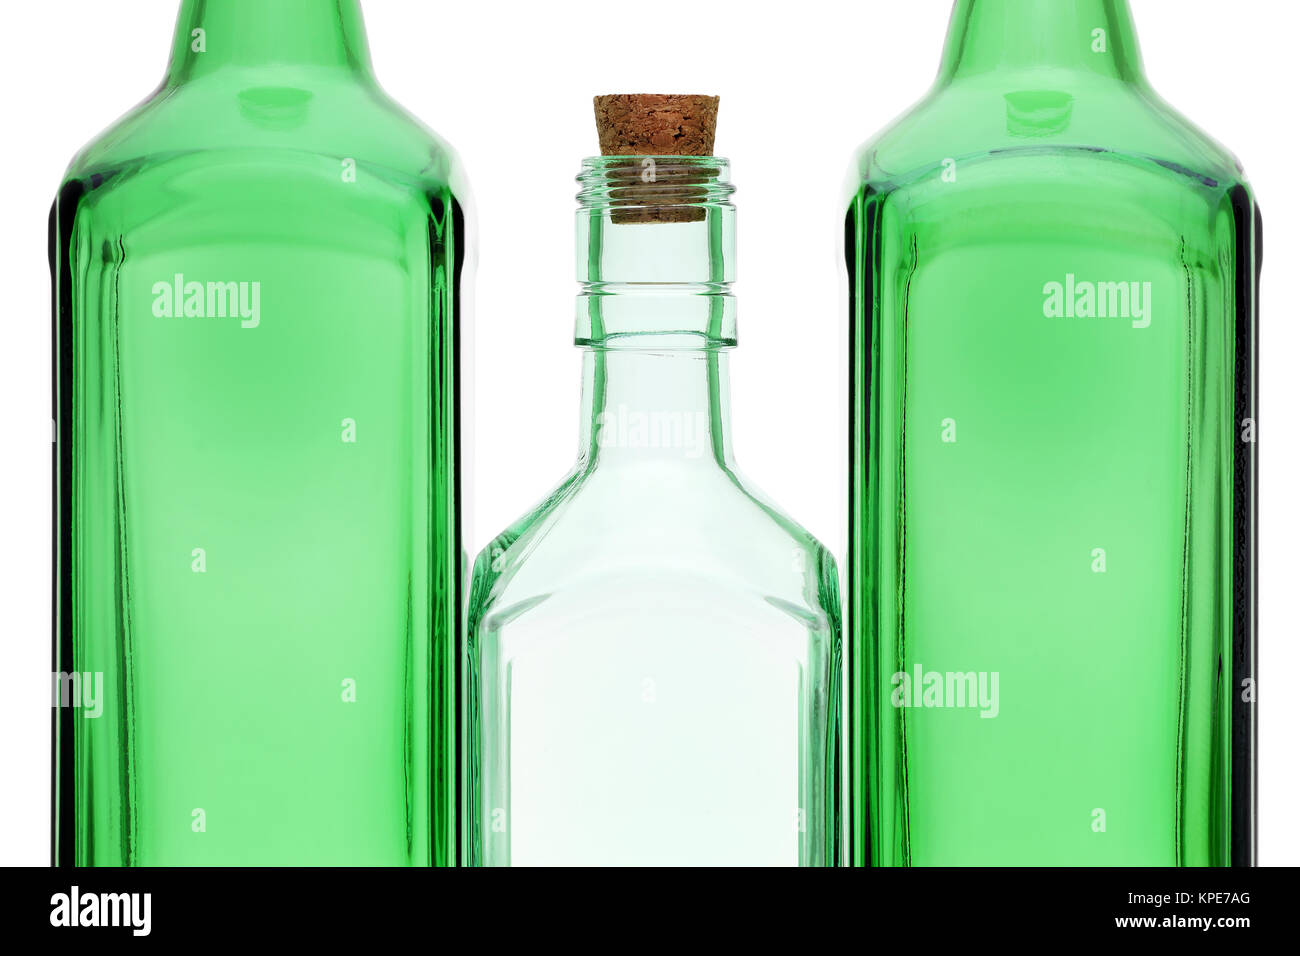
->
<box><xmin>51</xmin><ymin>0</ymin><xmax>469</xmax><ymax>865</ymax></box>
<box><xmin>848</xmin><ymin>0</ymin><xmax>1259</xmax><ymax>866</ymax></box>
<box><xmin>466</xmin><ymin>96</ymin><xmax>841</xmax><ymax>866</ymax></box>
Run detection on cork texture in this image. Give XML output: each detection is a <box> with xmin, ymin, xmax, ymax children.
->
<box><xmin>593</xmin><ymin>94</ymin><xmax>719</xmax><ymax>223</ymax></box>
<box><xmin>593</xmin><ymin>94</ymin><xmax>720</xmax><ymax>156</ymax></box>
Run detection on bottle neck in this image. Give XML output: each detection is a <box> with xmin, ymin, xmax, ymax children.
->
<box><xmin>578</xmin><ymin>349</ymin><xmax>734</xmax><ymax>469</ymax></box>
<box><xmin>164</xmin><ymin>0</ymin><xmax>373</xmax><ymax>85</ymax></box>
<box><xmin>574</xmin><ymin>156</ymin><xmax>738</xmax><ymax>470</ymax></box>
<box><xmin>938</xmin><ymin>0</ymin><xmax>1145</xmax><ymax>84</ymax></box>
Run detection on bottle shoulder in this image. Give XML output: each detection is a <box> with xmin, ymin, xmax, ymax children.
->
<box><xmin>847</xmin><ymin>78</ymin><xmax>1249</xmax><ymax>204</ymax></box>
<box><xmin>467</xmin><ymin>462</ymin><xmax>840</xmax><ymax>631</ymax></box>
<box><xmin>62</xmin><ymin>75</ymin><xmax>469</xmax><ymax>201</ymax></box>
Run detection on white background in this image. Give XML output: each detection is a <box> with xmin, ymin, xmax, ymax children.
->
<box><xmin>0</xmin><ymin>0</ymin><xmax>1293</xmax><ymax>866</ymax></box>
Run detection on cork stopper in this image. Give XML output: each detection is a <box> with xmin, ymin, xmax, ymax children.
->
<box><xmin>593</xmin><ymin>94</ymin><xmax>719</xmax><ymax>156</ymax></box>
<box><xmin>592</xmin><ymin>94</ymin><xmax>720</xmax><ymax>224</ymax></box>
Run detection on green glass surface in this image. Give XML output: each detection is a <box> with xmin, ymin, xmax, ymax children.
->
<box><xmin>466</xmin><ymin>158</ymin><xmax>841</xmax><ymax>866</ymax></box>
<box><xmin>51</xmin><ymin>0</ymin><xmax>469</xmax><ymax>865</ymax></box>
<box><xmin>848</xmin><ymin>0</ymin><xmax>1259</xmax><ymax>866</ymax></box>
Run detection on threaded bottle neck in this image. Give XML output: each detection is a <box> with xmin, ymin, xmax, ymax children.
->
<box><xmin>576</xmin><ymin>156</ymin><xmax>737</xmax><ymax>350</ymax></box>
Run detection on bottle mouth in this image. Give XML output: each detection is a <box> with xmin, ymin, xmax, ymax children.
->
<box><xmin>574</xmin><ymin>155</ymin><xmax>736</xmax><ymax>348</ymax></box>
<box><xmin>577</xmin><ymin>156</ymin><xmax>735</xmax><ymax>223</ymax></box>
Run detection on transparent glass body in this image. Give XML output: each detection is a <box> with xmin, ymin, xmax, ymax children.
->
<box><xmin>467</xmin><ymin>158</ymin><xmax>841</xmax><ymax>866</ymax></box>
<box><xmin>848</xmin><ymin>0</ymin><xmax>1259</xmax><ymax>866</ymax></box>
<box><xmin>51</xmin><ymin>0</ymin><xmax>469</xmax><ymax>865</ymax></box>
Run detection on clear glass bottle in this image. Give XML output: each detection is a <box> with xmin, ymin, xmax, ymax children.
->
<box><xmin>848</xmin><ymin>0</ymin><xmax>1259</xmax><ymax>865</ymax></box>
<box><xmin>467</xmin><ymin>155</ymin><xmax>841</xmax><ymax>866</ymax></box>
<box><xmin>51</xmin><ymin>0</ymin><xmax>469</xmax><ymax>865</ymax></box>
